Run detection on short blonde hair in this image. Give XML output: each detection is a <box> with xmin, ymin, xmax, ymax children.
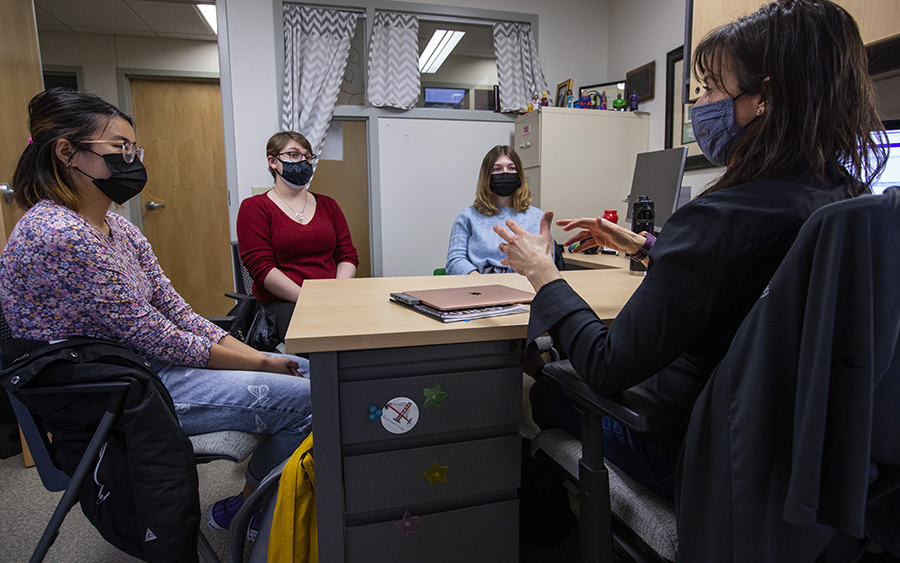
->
<box><xmin>473</xmin><ymin>145</ymin><xmax>531</xmax><ymax>216</ymax></box>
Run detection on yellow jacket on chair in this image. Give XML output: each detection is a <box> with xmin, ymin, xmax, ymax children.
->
<box><xmin>268</xmin><ymin>432</ymin><xmax>316</xmax><ymax>562</ymax></box>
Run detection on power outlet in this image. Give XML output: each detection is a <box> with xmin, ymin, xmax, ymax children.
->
<box><xmin>252</xmin><ymin>186</ymin><xmax>273</xmax><ymax>196</ymax></box>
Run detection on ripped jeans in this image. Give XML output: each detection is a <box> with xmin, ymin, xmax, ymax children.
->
<box><xmin>150</xmin><ymin>354</ymin><xmax>311</xmax><ymax>487</ymax></box>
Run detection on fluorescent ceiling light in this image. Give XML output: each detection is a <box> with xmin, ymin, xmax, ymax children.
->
<box><xmin>419</xmin><ymin>30</ymin><xmax>465</xmax><ymax>73</ymax></box>
<box><xmin>196</xmin><ymin>4</ymin><xmax>217</xmax><ymax>34</ymax></box>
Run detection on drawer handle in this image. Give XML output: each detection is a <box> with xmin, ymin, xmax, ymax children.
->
<box><xmin>395</xmin><ymin>511</ymin><xmax>420</xmax><ymax>536</ymax></box>
<box><xmin>423</xmin><ymin>462</ymin><xmax>449</xmax><ymax>486</ymax></box>
<box><xmin>423</xmin><ymin>384</ymin><xmax>448</xmax><ymax>408</ymax></box>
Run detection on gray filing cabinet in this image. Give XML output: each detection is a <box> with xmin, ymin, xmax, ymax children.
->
<box><xmin>312</xmin><ymin>339</ymin><xmax>524</xmax><ymax>562</ymax></box>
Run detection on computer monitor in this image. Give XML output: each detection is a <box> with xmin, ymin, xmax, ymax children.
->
<box><xmin>871</xmin><ymin>124</ymin><xmax>899</xmax><ymax>195</ymax></box>
<box><xmin>625</xmin><ymin>147</ymin><xmax>689</xmax><ymax>232</ymax></box>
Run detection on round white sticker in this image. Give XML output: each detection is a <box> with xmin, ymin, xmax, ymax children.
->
<box><xmin>380</xmin><ymin>397</ymin><xmax>420</xmax><ymax>434</ymax></box>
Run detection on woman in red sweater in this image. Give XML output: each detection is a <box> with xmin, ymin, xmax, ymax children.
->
<box><xmin>237</xmin><ymin>131</ymin><xmax>358</xmax><ymax>341</ymax></box>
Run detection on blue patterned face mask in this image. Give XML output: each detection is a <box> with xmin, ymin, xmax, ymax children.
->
<box><xmin>691</xmin><ymin>95</ymin><xmax>746</xmax><ymax>167</ymax></box>
<box><xmin>277</xmin><ymin>159</ymin><xmax>313</xmax><ymax>188</ymax></box>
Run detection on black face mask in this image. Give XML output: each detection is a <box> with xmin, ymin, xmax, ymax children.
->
<box><xmin>75</xmin><ymin>150</ymin><xmax>148</xmax><ymax>205</ymax></box>
<box><xmin>277</xmin><ymin>159</ymin><xmax>313</xmax><ymax>188</ymax></box>
<box><xmin>489</xmin><ymin>172</ymin><xmax>521</xmax><ymax>197</ymax></box>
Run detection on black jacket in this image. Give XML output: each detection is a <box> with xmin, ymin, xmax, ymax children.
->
<box><xmin>529</xmin><ymin>173</ymin><xmax>853</xmax><ymax>421</ymax></box>
<box><xmin>677</xmin><ymin>188</ymin><xmax>900</xmax><ymax>561</ymax></box>
<box><xmin>1</xmin><ymin>338</ymin><xmax>200</xmax><ymax>563</ymax></box>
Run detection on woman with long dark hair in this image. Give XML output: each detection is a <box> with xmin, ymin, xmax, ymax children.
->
<box><xmin>495</xmin><ymin>0</ymin><xmax>887</xmax><ymax>501</ymax></box>
<box><xmin>0</xmin><ymin>88</ymin><xmax>312</xmax><ymax>539</ymax></box>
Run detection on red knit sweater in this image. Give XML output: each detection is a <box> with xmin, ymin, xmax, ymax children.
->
<box><xmin>236</xmin><ymin>192</ymin><xmax>358</xmax><ymax>302</ymax></box>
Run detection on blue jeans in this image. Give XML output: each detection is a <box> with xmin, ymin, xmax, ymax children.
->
<box><xmin>150</xmin><ymin>354</ymin><xmax>311</xmax><ymax>487</ymax></box>
<box><xmin>530</xmin><ymin>375</ymin><xmax>682</xmax><ymax>503</ymax></box>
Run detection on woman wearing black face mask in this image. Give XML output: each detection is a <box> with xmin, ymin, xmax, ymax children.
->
<box><xmin>445</xmin><ymin>145</ymin><xmax>544</xmax><ymax>275</ymax></box>
<box><xmin>492</xmin><ymin>0</ymin><xmax>887</xmax><ymax>503</ymax></box>
<box><xmin>236</xmin><ymin>131</ymin><xmax>358</xmax><ymax>341</ymax></box>
<box><xmin>0</xmin><ymin>89</ymin><xmax>313</xmax><ymax>552</ymax></box>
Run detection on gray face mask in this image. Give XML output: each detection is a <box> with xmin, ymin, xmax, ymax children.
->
<box><xmin>691</xmin><ymin>95</ymin><xmax>747</xmax><ymax>167</ymax></box>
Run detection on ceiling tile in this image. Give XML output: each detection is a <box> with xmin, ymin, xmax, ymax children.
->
<box><xmin>126</xmin><ymin>0</ymin><xmax>215</xmax><ymax>38</ymax></box>
<box><xmin>35</xmin><ymin>0</ymin><xmax>152</xmax><ymax>34</ymax></box>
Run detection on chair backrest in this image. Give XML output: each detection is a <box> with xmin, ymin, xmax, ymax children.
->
<box><xmin>231</xmin><ymin>241</ymin><xmax>254</xmax><ymax>295</ymax></box>
<box><xmin>6</xmin><ymin>390</ymin><xmax>71</xmax><ymax>491</ymax></box>
<box><xmin>678</xmin><ymin>188</ymin><xmax>900</xmax><ymax>561</ymax></box>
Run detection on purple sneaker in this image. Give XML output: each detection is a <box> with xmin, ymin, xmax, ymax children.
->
<box><xmin>206</xmin><ymin>493</ymin><xmax>245</xmax><ymax>530</ymax></box>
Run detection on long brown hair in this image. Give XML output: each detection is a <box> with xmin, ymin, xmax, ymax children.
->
<box><xmin>693</xmin><ymin>0</ymin><xmax>886</xmax><ymax>196</ymax></box>
<box><xmin>473</xmin><ymin>145</ymin><xmax>531</xmax><ymax>216</ymax></box>
<box><xmin>13</xmin><ymin>88</ymin><xmax>133</xmax><ymax>211</ymax></box>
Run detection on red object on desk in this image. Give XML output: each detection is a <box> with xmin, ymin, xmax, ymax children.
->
<box><xmin>603</xmin><ymin>210</ymin><xmax>619</xmax><ymax>224</ymax></box>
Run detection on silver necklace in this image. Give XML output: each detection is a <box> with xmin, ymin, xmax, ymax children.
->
<box><xmin>273</xmin><ymin>190</ymin><xmax>309</xmax><ymax>222</ymax></box>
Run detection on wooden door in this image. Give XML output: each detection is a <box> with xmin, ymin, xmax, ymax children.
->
<box><xmin>311</xmin><ymin>120</ymin><xmax>371</xmax><ymax>277</ymax></box>
<box><xmin>0</xmin><ymin>0</ymin><xmax>43</xmax><ymax>244</ymax></box>
<box><xmin>130</xmin><ymin>78</ymin><xmax>233</xmax><ymax>317</ymax></box>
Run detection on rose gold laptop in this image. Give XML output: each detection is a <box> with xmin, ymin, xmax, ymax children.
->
<box><xmin>400</xmin><ymin>284</ymin><xmax>535</xmax><ymax>311</ymax></box>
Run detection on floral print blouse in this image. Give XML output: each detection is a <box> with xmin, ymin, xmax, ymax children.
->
<box><xmin>0</xmin><ymin>200</ymin><xmax>226</xmax><ymax>367</ymax></box>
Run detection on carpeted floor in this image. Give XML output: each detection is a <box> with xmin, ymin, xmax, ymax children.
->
<box><xmin>0</xmin><ymin>450</ymin><xmax>583</xmax><ymax>562</ymax></box>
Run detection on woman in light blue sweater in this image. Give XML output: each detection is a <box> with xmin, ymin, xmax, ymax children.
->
<box><xmin>446</xmin><ymin>145</ymin><xmax>544</xmax><ymax>275</ymax></box>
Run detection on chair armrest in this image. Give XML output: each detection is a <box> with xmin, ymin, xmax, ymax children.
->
<box><xmin>225</xmin><ymin>292</ymin><xmax>250</xmax><ymax>301</ymax></box>
<box><xmin>542</xmin><ymin>359</ymin><xmax>681</xmax><ymax>434</ymax></box>
<box><xmin>207</xmin><ymin>316</ymin><xmax>236</xmax><ymax>330</ymax></box>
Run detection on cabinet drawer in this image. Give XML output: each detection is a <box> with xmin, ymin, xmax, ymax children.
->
<box><xmin>339</xmin><ymin>367</ymin><xmax>521</xmax><ymax>446</ymax></box>
<box><xmin>515</xmin><ymin>112</ymin><xmax>541</xmax><ymax>168</ymax></box>
<box><xmin>342</xmin><ymin>435</ymin><xmax>520</xmax><ymax>515</ymax></box>
<box><xmin>346</xmin><ymin>500</ymin><xmax>518</xmax><ymax>563</ymax></box>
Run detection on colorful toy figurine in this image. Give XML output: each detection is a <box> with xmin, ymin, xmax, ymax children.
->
<box><xmin>565</xmin><ymin>89</ymin><xmax>575</xmax><ymax>108</ymax></box>
<box><xmin>540</xmin><ymin>91</ymin><xmax>551</xmax><ymax>106</ymax></box>
<box><xmin>599</xmin><ymin>91</ymin><xmax>608</xmax><ymax>110</ymax></box>
<box><xmin>613</xmin><ymin>93</ymin><xmax>626</xmax><ymax>111</ymax></box>
<box><xmin>629</xmin><ymin>89</ymin><xmax>640</xmax><ymax>111</ymax></box>
<box><xmin>587</xmin><ymin>91</ymin><xmax>601</xmax><ymax>109</ymax></box>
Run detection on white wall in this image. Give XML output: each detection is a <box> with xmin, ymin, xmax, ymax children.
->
<box><xmin>39</xmin><ymin>31</ymin><xmax>220</xmax><ymax>107</ymax></box>
<box><xmin>378</xmin><ymin>118</ymin><xmax>514</xmax><ymax>276</ymax></box>
<box><xmin>606</xmin><ymin>0</ymin><xmax>723</xmax><ymax>194</ymax></box>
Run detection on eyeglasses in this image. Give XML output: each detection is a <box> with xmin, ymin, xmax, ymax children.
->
<box><xmin>277</xmin><ymin>151</ymin><xmax>317</xmax><ymax>163</ymax></box>
<box><xmin>81</xmin><ymin>140</ymin><xmax>145</xmax><ymax>164</ymax></box>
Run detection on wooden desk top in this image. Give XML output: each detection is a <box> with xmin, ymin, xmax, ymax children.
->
<box><xmin>285</xmin><ymin>267</ymin><xmax>642</xmax><ymax>354</ymax></box>
<box><xmin>563</xmin><ymin>249</ymin><xmax>633</xmax><ymax>270</ymax></box>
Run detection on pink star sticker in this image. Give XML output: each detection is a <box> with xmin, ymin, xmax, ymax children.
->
<box><xmin>395</xmin><ymin>511</ymin><xmax>420</xmax><ymax>536</ymax></box>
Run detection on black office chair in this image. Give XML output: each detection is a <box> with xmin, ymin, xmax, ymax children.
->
<box><xmin>231</xmin><ymin>240</ymin><xmax>254</xmax><ymax>297</ymax></box>
<box><xmin>533</xmin><ymin>187</ymin><xmax>900</xmax><ymax>563</ymax></box>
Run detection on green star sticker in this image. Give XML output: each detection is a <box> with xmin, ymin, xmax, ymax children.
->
<box><xmin>423</xmin><ymin>384</ymin><xmax>448</xmax><ymax>408</ymax></box>
<box><xmin>423</xmin><ymin>462</ymin><xmax>449</xmax><ymax>486</ymax></box>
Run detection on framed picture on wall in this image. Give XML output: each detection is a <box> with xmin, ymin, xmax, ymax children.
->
<box><xmin>665</xmin><ymin>46</ymin><xmax>714</xmax><ymax>170</ymax></box>
<box><xmin>579</xmin><ymin>80</ymin><xmax>625</xmax><ymax>108</ymax></box>
<box><xmin>555</xmin><ymin>79</ymin><xmax>573</xmax><ymax>107</ymax></box>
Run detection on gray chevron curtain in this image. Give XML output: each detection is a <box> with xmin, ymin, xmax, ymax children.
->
<box><xmin>493</xmin><ymin>22</ymin><xmax>548</xmax><ymax>113</ymax></box>
<box><xmin>282</xmin><ymin>5</ymin><xmax>358</xmax><ymax>154</ymax></box>
<box><xmin>367</xmin><ymin>12</ymin><xmax>420</xmax><ymax>109</ymax></box>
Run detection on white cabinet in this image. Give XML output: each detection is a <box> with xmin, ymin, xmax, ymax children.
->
<box><xmin>514</xmin><ymin>107</ymin><xmax>649</xmax><ymax>240</ymax></box>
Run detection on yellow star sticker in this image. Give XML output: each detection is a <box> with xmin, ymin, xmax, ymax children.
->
<box><xmin>423</xmin><ymin>462</ymin><xmax>449</xmax><ymax>486</ymax></box>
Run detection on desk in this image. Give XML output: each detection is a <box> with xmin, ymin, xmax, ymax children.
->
<box><xmin>564</xmin><ymin>249</ymin><xmax>634</xmax><ymax>271</ymax></box>
<box><xmin>285</xmin><ymin>269</ymin><xmax>642</xmax><ymax>563</ymax></box>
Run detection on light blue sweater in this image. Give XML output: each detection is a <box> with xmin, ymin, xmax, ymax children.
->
<box><xmin>446</xmin><ymin>205</ymin><xmax>544</xmax><ymax>275</ymax></box>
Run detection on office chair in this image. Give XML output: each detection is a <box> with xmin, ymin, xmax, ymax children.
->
<box><xmin>231</xmin><ymin>240</ymin><xmax>254</xmax><ymax>297</ymax></box>
<box><xmin>1</xmin><ymin>326</ymin><xmax>262</xmax><ymax>563</ymax></box>
<box><xmin>531</xmin><ymin>362</ymin><xmax>679</xmax><ymax>563</ymax></box>
<box><xmin>533</xmin><ymin>187</ymin><xmax>900</xmax><ymax>563</ymax></box>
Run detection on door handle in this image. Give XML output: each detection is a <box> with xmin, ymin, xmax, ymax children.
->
<box><xmin>144</xmin><ymin>201</ymin><xmax>165</xmax><ymax>211</ymax></box>
<box><xmin>0</xmin><ymin>183</ymin><xmax>13</xmax><ymax>204</ymax></box>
